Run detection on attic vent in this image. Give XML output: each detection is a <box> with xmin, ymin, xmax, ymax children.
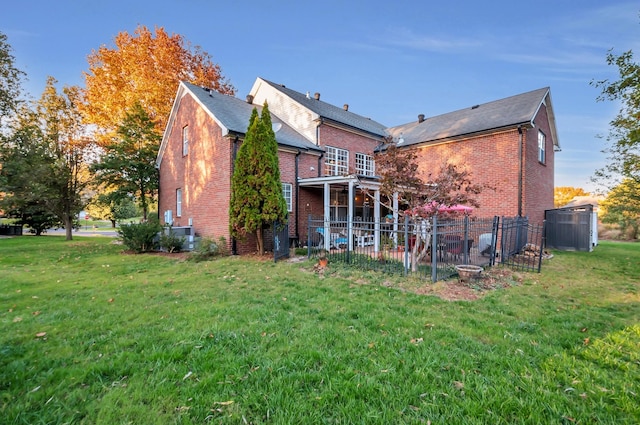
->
<box><xmin>471</xmin><ymin>104</ymin><xmax>480</xmax><ymax>109</ymax></box>
<box><xmin>246</xmin><ymin>94</ymin><xmax>254</xmax><ymax>104</ymax></box>
<box><xmin>418</xmin><ymin>114</ymin><xmax>425</xmax><ymax>123</ymax></box>
<box><xmin>314</xmin><ymin>92</ymin><xmax>320</xmax><ymax>100</ymax></box>
<box><xmin>343</xmin><ymin>104</ymin><xmax>349</xmax><ymax>111</ymax></box>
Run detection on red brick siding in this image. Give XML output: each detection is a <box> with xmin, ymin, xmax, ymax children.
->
<box><xmin>318</xmin><ymin>124</ymin><xmax>380</xmax><ymax>175</ymax></box>
<box><xmin>522</xmin><ymin>104</ymin><xmax>555</xmax><ymax>224</ymax></box>
<box><xmin>412</xmin><ymin>131</ymin><xmax>520</xmax><ymax>219</ymax></box>
<box><xmin>411</xmin><ymin>123</ymin><xmax>554</xmax><ymax>225</ymax></box>
<box><xmin>159</xmin><ymin>94</ymin><xmax>234</xmax><ymax>252</ymax></box>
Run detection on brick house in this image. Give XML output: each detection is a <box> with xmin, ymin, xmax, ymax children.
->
<box><xmin>387</xmin><ymin>87</ymin><xmax>559</xmax><ymax>225</ymax></box>
<box><xmin>156</xmin><ymin>79</ymin><xmax>559</xmax><ymax>253</ymax></box>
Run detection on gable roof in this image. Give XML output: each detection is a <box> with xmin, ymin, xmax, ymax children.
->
<box><xmin>387</xmin><ymin>87</ymin><xmax>560</xmax><ymax>149</ymax></box>
<box><xmin>254</xmin><ymin>78</ymin><xmax>388</xmax><ymax>138</ymax></box>
<box><xmin>157</xmin><ymin>81</ymin><xmax>322</xmax><ymax>167</ymax></box>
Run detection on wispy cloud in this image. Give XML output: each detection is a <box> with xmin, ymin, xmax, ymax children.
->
<box><xmin>379</xmin><ymin>27</ymin><xmax>482</xmax><ymax>52</ymax></box>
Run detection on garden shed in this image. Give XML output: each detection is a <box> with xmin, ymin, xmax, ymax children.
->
<box><xmin>544</xmin><ymin>204</ymin><xmax>597</xmax><ymax>252</ymax></box>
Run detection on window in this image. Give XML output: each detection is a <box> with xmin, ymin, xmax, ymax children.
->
<box><xmin>182</xmin><ymin>126</ymin><xmax>189</xmax><ymax>156</ymax></box>
<box><xmin>176</xmin><ymin>188</ymin><xmax>182</xmax><ymax>217</ymax></box>
<box><xmin>282</xmin><ymin>183</ymin><xmax>292</xmax><ymax>212</ymax></box>
<box><xmin>355</xmin><ymin>153</ymin><xmax>375</xmax><ymax>176</ymax></box>
<box><xmin>538</xmin><ymin>130</ymin><xmax>546</xmax><ymax>164</ymax></box>
<box><xmin>325</xmin><ymin>146</ymin><xmax>348</xmax><ymax>176</ymax></box>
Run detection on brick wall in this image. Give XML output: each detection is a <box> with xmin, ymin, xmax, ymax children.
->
<box><xmin>411</xmin><ymin>121</ymin><xmax>554</xmax><ymax>225</ymax></box>
<box><xmin>318</xmin><ymin>124</ymin><xmax>381</xmax><ymax>174</ymax></box>
<box><xmin>523</xmin><ymin>104</ymin><xmax>555</xmax><ymax>224</ymax></box>
<box><xmin>159</xmin><ymin>94</ymin><xmax>235</xmax><ymax>252</ymax></box>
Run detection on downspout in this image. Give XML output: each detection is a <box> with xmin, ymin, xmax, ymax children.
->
<box><xmin>517</xmin><ymin>125</ymin><xmax>523</xmax><ymax>217</ymax></box>
<box><xmin>231</xmin><ymin>135</ymin><xmax>239</xmax><ymax>255</ymax></box>
<box><xmin>316</xmin><ymin>118</ymin><xmax>323</xmax><ymax>178</ymax></box>
<box><xmin>295</xmin><ymin>149</ymin><xmax>301</xmax><ymax>244</ymax></box>
<box><xmin>317</xmin><ymin>153</ymin><xmax>324</xmax><ymax>178</ymax></box>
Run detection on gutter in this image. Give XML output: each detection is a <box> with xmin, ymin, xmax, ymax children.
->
<box><xmin>517</xmin><ymin>125</ymin><xmax>523</xmax><ymax>217</ymax></box>
<box><xmin>295</xmin><ymin>150</ymin><xmax>301</xmax><ymax>244</ymax></box>
<box><xmin>231</xmin><ymin>135</ymin><xmax>239</xmax><ymax>255</ymax></box>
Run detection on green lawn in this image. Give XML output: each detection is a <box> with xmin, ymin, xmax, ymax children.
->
<box><xmin>1</xmin><ymin>236</ymin><xmax>638</xmax><ymax>424</ymax></box>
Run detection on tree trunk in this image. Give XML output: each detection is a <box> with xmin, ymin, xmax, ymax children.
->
<box><xmin>64</xmin><ymin>215</ymin><xmax>73</xmax><ymax>241</ymax></box>
<box><xmin>111</xmin><ymin>219</ymin><xmax>116</xmax><ymax>228</ymax></box>
<box><xmin>256</xmin><ymin>228</ymin><xmax>264</xmax><ymax>255</ymax></box>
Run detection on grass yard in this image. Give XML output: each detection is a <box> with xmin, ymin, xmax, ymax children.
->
<box><xmin>1</xmin><ymin>236</ymin><xmax>638</xmax><ymax>424</ymax></box>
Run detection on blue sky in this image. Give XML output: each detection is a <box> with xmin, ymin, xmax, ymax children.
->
<box><xmin>2</xmin><ymin>1</ymin><xmax>639</xmax><ymax>192</ymax></box>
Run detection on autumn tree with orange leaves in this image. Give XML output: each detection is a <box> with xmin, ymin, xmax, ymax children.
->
<box><xmin>81</xmin><ymin>25</ymin><xmax>235</xmax><ymax>145</ymax></box>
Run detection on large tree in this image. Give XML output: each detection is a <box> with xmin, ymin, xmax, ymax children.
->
<box><xmin>0</xmin><ymin>31</ymin><xmax>25</xmax><ymax>126</ymax></box>
<box><xmin>81</xmin><ymin>25</ymin><xmax>235</xmax><ymax>145</ymax></box>
<box><xmin>229</xmin><ymin>103</ymin><xmax>288</xmax><ymax>255</ymax></box>
<box><xmin>85</xmin><ymin>189</ymin><xmax>138</xmax><ymax>228</ymax></box>
<box><xmin>0</xmin><ymin>106</ymin><xmax>61</xmax><ymax>233</ymax></box>
<box><xmin>599</xmin><ymin>178</ymin><xmax>640</xmax><ymax>240</ymax></box>
<box><xmin>591</xmin><ymin>49</ymin><xmax>640</xmax><ymax>187</ymax></box>
<box><xmin>554</xmin><ymin>186</ymin><xmax>590</xmax><ymax>208</ymax></box>
<box><xmin>0</xmin><ymin>77</ymin><xmax>93</xmax><ymax>239</ymax></box>
<box><xmin>374</xmin><ymin>142</ymin><xmax>486</xmax><ymax>270</ymax></box>
<box><xmin>91</xmin><ymin>102</ymin><xmax>160</xmax><ymax>221</ymax></box>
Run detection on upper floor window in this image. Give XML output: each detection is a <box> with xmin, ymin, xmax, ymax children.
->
<box><xmin>282</xmin><ymin>183</ymin><xmax>292</xmax><ymax>212</ymax></box>
<box><xmin>325</xmin><ymin>146</ymin><xmax>348</xmax><ymax>176</ymax></box>
<box><xmin>355</xmin><ymin>153</ymin><xmax>375</xmax><ymax>176</ymax></box>
<box><xmin>538</xmin><ymin>130</ymin><xmax>546</xmax><ymax>164</ymax></box>
<box><xmin>182</xmin><ymin>126</ymin><xmax>189</xmax><ymax>156</ymax></box>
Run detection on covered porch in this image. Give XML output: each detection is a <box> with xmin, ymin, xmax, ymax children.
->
<box><xmin>298</xmin><ymin>175</ymin><xmax>401</xmax><ymax>252</ymax></box>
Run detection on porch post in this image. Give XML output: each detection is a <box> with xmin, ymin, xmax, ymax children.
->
<box><xmin>374</xmin><ymin>188</ymin><xmax>381</xmax><ymax>252</ymax></box>
<box><xmin>323</xmin><ymin>182</ymin><xmax>331</xmax><ymax>251</ymax></box>
<box><xmin>347</xmin><ymin>179</ymin><xmax>354</xmax><ymax>252</ymax></box>
<box><xmin>392</xmin><ymin>191</ymin><xmax>399</xmax><ymax>247</ymax></box>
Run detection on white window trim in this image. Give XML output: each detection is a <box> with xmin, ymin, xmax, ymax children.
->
<box><xmin>282</xmin><ymin>183</ymin><xmax>293</xmax><ymax>212</ymax></box>
<box><xmin>355</xmin><ymin>152</ymin><xmax>375</xmax><ymax>176</ymax></box>
<box><xmin>176</xmin><ymin>188</ymin><xmax>182</xmax><ymax>217</ymax></box>
<box><xmin>182</xmin><ymin>125</ymin><xmax>189</xmax><ymax>156</ymax></box>
<box><xmin>325</xmin><ymin>146</ymin><xmax>349</xmax><ymax>176</ymax></box>
<box><xmin>538</xmin><ymin>130</ymin><xmax>546</xmax><ymax>164</ymax></box>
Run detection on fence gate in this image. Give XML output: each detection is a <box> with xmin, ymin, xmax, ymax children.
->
<box><xmin>500</xmin><ymin>217</ymin><xmax>545</xmax><ymax>273</ymax></box>
<box><xmin>273</xmin><ymin>220</ymin><xmax>290</xmax><ymax>262</ymax></box>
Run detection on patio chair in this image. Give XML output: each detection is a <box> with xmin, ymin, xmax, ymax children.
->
<box><xmin>443</xmin><ymin>235</ymin><xmax>463</xmax><ymax>261</ymax></box>
<box><xmin>316</xmin><ymin>227</ymin><xmax>348</xmax><ymax>249</ymax></box>
<box><xmin>443</xmin><ymin>235</ymin><xmax>474</xmax><ymax>261</ymax></box>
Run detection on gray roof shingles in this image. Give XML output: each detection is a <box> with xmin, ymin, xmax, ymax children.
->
<box><xmin>260</xmin><ymin>79</ymin><xmax>388</xmax><ymax>137</ymax></box>
<box><xmin>183</xmin><ymin>81</ymin><xmax>322</xmax><ymax>152</ymax></box>
<box><xmin>387</xmin><ymin>87</ymin><xmax>550</xmax><ymax>146</ymax></box>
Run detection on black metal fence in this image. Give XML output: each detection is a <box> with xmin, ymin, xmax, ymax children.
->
<box><xmin>307</xmin><ymin>215</ymin><xmax>499</xmax><ymax>282</ymax></box>
<box><xmin>500</xmin><ymin>217</ymin><xmax>546</xmax><ymax>273</ymax></box>
<box><xmin>273</xmin><ymin>220</ymin><xmax>290</xmax><ymax>262</ymax></box>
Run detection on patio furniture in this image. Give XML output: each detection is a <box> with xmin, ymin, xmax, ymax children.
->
<box><xmin>316</xmin><ymin>227</ymin><xmax>348</xmax><ymax>249</ymax></box>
